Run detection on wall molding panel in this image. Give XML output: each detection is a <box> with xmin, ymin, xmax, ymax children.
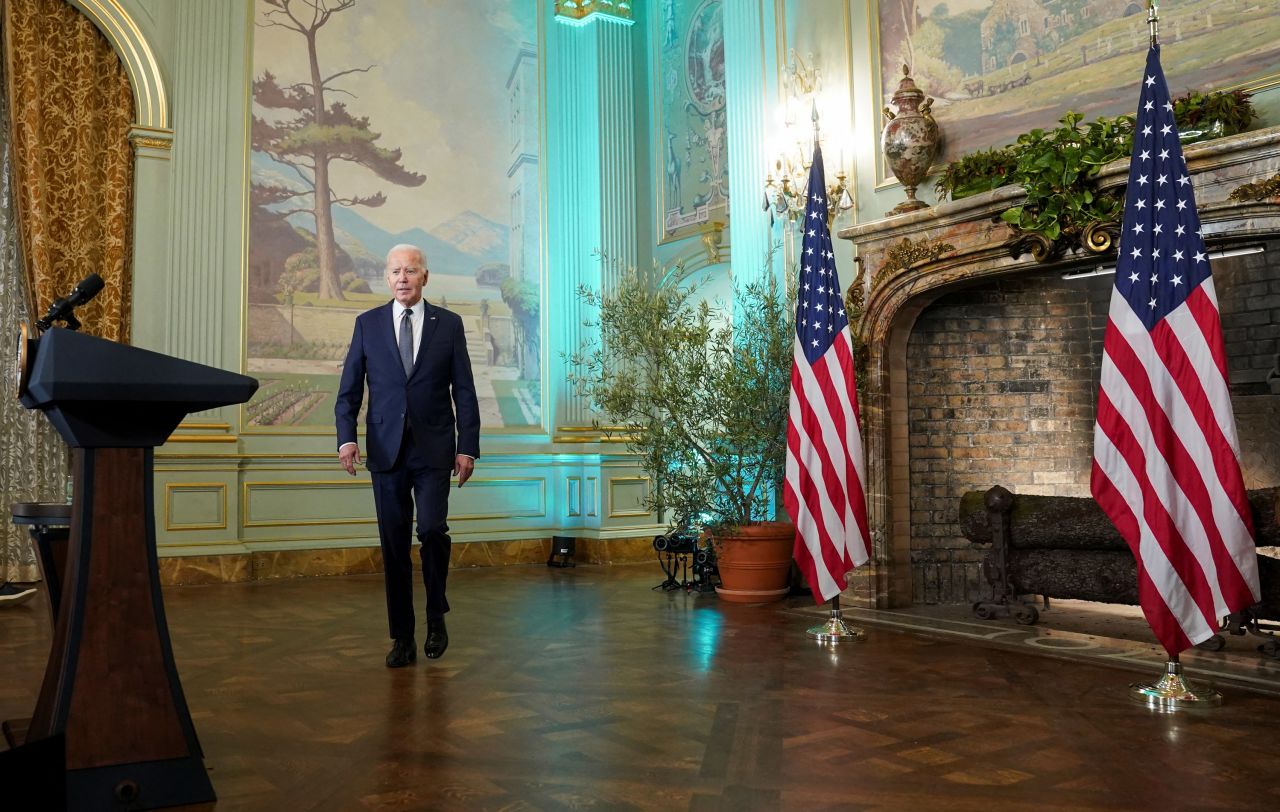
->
<box><xmin>242</xmin><ymin>480</ymin><xmax>376</xmax><ymax>528</ymax></box>
<box><xmin>607</xmin><ymin>475</ymin><xmax>651</xmax><ymax>519</ymax></box>
<box><xmin>163</xmin><ymin>483</ymin><xmax>228</xmax><ymax>531</ymax></box>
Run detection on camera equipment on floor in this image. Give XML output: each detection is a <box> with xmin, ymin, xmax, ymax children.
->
<box><xmin>653</xmin><ymin>528</ymin><xmax>717</xmax><ymax>593</ymax></box>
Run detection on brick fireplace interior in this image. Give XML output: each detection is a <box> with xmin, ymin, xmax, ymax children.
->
<box><xmin>904</xmin><ymin>239</ymin><xmax>1280</xmax><ymax>605</ymax></box>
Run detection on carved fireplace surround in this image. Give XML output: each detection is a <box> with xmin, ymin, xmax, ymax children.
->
<box><xmin>838</xmin><ymin>126</ymin><xmax>1280</xmax><ymax>609</ymax></box>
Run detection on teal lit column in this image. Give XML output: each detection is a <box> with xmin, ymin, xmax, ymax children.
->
<box><xmin>723</xmin><ymin>0</ymin><xmax>781</xmax><ymax>289</ymax></box>
<box><xmin>546</xmin><ymin>1</ymin><xmax>639</xmax><ymax>429</ymax></box>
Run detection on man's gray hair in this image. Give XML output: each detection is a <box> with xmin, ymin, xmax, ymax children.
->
<box><xmin>386</xmin><ymin>244</ymin><xmax>425</xmax><ymax>266</ymax></box>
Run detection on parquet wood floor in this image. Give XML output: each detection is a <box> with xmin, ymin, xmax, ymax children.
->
<box><xmin>3</xmin><ymin>563</ymin><xmax>1279</xmax><ymax>811</ymax></box>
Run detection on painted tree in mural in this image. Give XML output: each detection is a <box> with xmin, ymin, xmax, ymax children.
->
<box><xmin>253</xmin><ymin>0</ymin><xmax>424</xmax><ymax>301</ymax></box>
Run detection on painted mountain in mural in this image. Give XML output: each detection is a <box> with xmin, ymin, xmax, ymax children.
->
<box><xmin>289</xmin><ymin>206</ymin><xmax>508</xmax><ymax>278</ymax></box>
<box><xmin>254</xmin><ymin>153</ymin><xmax>508</xmax><ymax>279</ymax></box>
<box><xmin>429</xmin><ymin>211</ymin><xmax>507</xmax><ymax>258</ymax></box>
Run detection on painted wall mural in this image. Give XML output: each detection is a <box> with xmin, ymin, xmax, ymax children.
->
<box><xmin>657</xmin><ymin>0</ymin><xmax>728</xmax><ymax>242</ymax></box>
<box><xmin>875</xmin><ymin>0</ymin><xmax>1280</xmax><ymax>170</ymax></box>
<box><xmin>247</xmin><ymin>0</ymin><xmax>542</xmax><ymax>431</ymax></box>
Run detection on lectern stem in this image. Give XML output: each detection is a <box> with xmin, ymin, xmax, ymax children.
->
<box><xmin>27</xmin><ymin>448</ymin><xmax>214</xmax><ymax>809</ymax></box>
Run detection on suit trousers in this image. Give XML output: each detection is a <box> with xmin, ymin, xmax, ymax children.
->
<box><xmin>370</xmin><ymin>430</ymin><xmax>452</xmax><ymax>640</ymax></box>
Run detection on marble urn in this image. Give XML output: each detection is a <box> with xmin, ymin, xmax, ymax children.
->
<box><xmin>881</xmin><ymin>65</ymin><xmax>941</xmax><ymax>216</ymax></box>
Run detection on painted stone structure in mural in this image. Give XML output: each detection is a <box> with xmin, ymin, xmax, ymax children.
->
<box><xmin>658</xmin><ymin>0</ymin><xmax>728</xmax><ymax>241</ymax></box>
<box><xmin>877</xmin><ymin>0</ymin><xmax>1280</xmax><ymax>166</ymax></box>
<box><xmin>247</xmin><ymin>0</ymin><xmax>542</xmax><ymax>430</ymax></box>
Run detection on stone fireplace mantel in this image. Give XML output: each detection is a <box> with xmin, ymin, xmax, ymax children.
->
<box><xmin>837</xmin><ymin>126</ymin><xmax>1280</xmax><ymax>609</ymax></box>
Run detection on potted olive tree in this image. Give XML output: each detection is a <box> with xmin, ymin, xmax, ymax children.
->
<box><xmin>568</xmin><ymin>264</ymin><xmax>796</xmax><ymax>602</ymax></box>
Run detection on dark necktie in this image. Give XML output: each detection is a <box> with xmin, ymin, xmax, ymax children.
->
<box><xmin>398</xmin><ymin>308</ymin><xmax>414</xmax><ymax>376</ymax></box>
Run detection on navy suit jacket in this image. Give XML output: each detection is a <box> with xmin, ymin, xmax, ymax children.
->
<box><xmin>335</xmin><ymin>301</ymin><xmax>480</xmax><ymax>472</ymax></box>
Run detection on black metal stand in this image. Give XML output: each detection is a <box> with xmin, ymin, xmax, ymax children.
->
<box><xmin>546</xmin><ymin>551</ymin><xmax>576</xmax><ymax>568</ymax></box>
<box><xmin>10</xmin><ymin>502</ymin><xmax>72</xmax><ymax>622</ymax></box>
<box><xmin>653</xmin><ymin>548</ymin><xmax>718</xmax><ymax>593</ymax></box>
<box><xmin>971</xmin><ymin>485</ymin><xmax>1042</xmax><ymax>626</ymax></box>
<box><xmin>546</xmin><ymin>535</ymin><xmax>576</xmax><ymax>568</ymax></box>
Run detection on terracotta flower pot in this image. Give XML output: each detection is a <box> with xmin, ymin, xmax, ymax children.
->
<box><xmin>713</xmin><ymin>521</ymin><xmax>795</xmax><ymax>604</ymax></box>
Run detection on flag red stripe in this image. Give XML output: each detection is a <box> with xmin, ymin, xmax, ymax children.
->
<box><xmin>789</xmin><ymin>360</ymin><xmax>857</xmax><ymax>584</ymax></box>
<box><xmin>1093</xmin><ymin>386</ymin><xmax>1219</xmax><ymax>628</ymax></box>
<box><xmin>814</xmin><ymin>340</ymin><xmax>868</xmax><ymax>563</ymax></box>
<box><xmin>1187</xmin><ymin>282</ymin><xmax>1230</xmax><ymax>381</ymax></box>
<box><xmin>1091</xmin><ymin>460</ymin><xmax>1192</xmax><ymax>651</ymax></box>
<box><xmin>1106</xmin><ymin>318</ymin><xmax>1256</xmax><ymax>610</ymax></box>
<box><xmin>831</xmin><ymin>336</ymin><xmax>863</xmax><ymax>422</ymax></box>
<box><xmin>1093</xmin><ymin>422</ymin><xmax>1216</xmax><ymax>645</ymax></box>
<box><xmin>1149</xmin><ymin>319</ymin><xmax>1258</xmax><ymax>602</ymax></box>
<box><xmin>785</xmin><ymin>428</ymin><xmax>850</xmax><ymax>602</ymax></box>
<box><xmin>788</xmin><ymin>332</ymin><xmax>871</xmax><ymax>601</ymax></box>
<box><xmin>1137</xmin><ymin>560</ymin><xmax>1194</xmax><ymax>654</ymax></box>
<box><xmin>784</xmin><ymin>463</ymin><xmax>839</xmax><ymax>604</ymax></box>
<box><xmin>787</xmin><ymin>371</ymin><xmax>849</xmax><ymax>585</ymax></box>
<box><xmin>827</xmin><ymin>336</ymin><xmax>871</xmax><ymax>551</ymax></box>
<box><xmin>1179</xmin><ymin>289</ymin><xmax>1256</xmax><ymax>534</ymax></box>
<box><xmin>802</xmin><ymin>354</ymin><xmax>856</xmax><ymax>535</ymax></box>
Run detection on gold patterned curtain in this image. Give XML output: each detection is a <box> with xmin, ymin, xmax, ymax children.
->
<box><xmin>1</xmin><ymin>0</ymin><xmax>135</xmax><ymax>582</ymax></box>
<box><xmin>0</xmin><ymin>30</ymin><xmax>64</xmax><ymax>583</ymax></box>
<box><xmin>2</xmin><ymin>0</ymin><xmax>135</xmax><ymax>342</ymax></box>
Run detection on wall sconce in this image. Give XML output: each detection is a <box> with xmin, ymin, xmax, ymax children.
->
<box><xmin>763</xmin><ymin>51</ymin><xmax>854</xmax><ymax>226</ymax></box>
<box><xmin>763</xmin><ymin>144</ymin><xmax>853</xmax><ymax>226</ymax></box>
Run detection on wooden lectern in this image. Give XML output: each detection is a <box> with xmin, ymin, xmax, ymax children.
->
<box><xmin>14</xmin><ymin>327</ymin><xmax>258</xmax><ymax>810</ymax></box>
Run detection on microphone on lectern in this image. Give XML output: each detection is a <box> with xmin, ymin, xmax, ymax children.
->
<box><xmin>35</xmin><ymin>273</ymin><xmax>105</xmax><ymax>331</ymax></box>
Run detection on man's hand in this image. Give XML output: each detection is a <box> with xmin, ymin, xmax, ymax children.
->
<box><xmin>339</xmin><ymin>444</ymin><xmax>362</xmax><ymax>476</ymax></box>
<box><xmin>454</xmin><ymin>454</ymin><xmax>474</xmax><ymax>487</ymax></box>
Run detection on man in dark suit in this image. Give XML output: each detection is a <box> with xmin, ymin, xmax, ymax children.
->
<box><xmin>336</xmin><ymin>244</ymin><xmax>480</xmax><ymax>667</ymax></box>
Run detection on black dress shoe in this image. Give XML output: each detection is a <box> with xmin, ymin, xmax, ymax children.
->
<box><xmin>424</xmin><ymin>617</ymin><xmax>448</xmax><ymax>659</ymax></box>
<box><xmin>386</xmin><ymin>637</ymin><xmax>416</xmax><ymax>668</ymax></box>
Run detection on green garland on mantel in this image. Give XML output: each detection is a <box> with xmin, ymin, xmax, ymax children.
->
<box><xmin>933</xmin><ymin>89</ymin><xmax>1256</xmax><ymax>262</ymax></box>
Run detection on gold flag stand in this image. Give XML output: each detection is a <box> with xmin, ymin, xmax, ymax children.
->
<box><xmin>807</xmin><ymin>594</ymin><xmax>865</xmax><ymax>643</ymax></box>
<box><xmin>1129</xmin><ymin>655</ymin><xmax>1222</xmax><ymax>712</ymax></box>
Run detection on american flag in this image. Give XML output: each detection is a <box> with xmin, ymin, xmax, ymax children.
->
<box><xmin>1091</xmin><ymin>46</ymin><xmax>1260</xmax><ymax>656</ymax></box>
<box><xmin>785</xmin><ymin>145</ymin><xmax>871</xmax><ymax>604</ymax></box>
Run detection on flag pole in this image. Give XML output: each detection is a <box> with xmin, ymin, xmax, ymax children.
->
<box><xmin>807</xmin><ymin>593</ymin><xmax>865</xmax><ymax>643</ymax></box>
<box><xmin>1147</xmin><ymin>2</ymin><xmax>1159</xmax><ymax>48</ymax></box>
<box><xmin>1129</xmin><ymin>652</ymin><xmax>1222</xmax><ymax>711</ymax></box>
